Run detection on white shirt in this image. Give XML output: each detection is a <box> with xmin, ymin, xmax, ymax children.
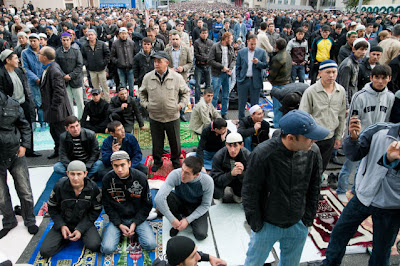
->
<box><xmin>246</xmin><ymin>49</ymin><xmax>255</xmax><ymax>77</ymax></box>
<box><xmin>221</xmin><ymin>45</ymin><xmax>229</xmax><ymax>68</ymax></box>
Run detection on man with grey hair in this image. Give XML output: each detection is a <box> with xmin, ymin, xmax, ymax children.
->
<box><xmin>39</xmin><ymin>46</ymin><xmax>72</xmax><ymax>159</ymax></box>
<box><xmin>139</xmin><ymin>51</ymin><xmax>190</xmax><ymax>172</ymax></box>
<box><xmin>40</xmin><ymin>160</ymin><xmax>102</xmax><ymax>258</ymax></box>
<box><xmin>81</xmin><ymin>29</ymin><xmax>110</xmax><ymax>102</ymax></box>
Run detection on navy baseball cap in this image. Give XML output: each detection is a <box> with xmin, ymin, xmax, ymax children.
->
<box><xmin>280</xmin><ymin>110</ymin><xmax>329</xmax><ymax>140</ymax></box>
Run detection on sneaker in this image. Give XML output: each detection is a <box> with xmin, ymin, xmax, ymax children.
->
<box><xmin>151</xmin><ymin>164</ymin><xmax>162</xmax><ymax>173</ymax></box>
<box><xmin>147</xmin><ymin>208</ymin><xmax>158</xmax><ymax>220</ymax></box>
<box><xmin>170</xmin><ymin>228</ymin><xmax>179</xmax><ymax>237</ymax></box>
<box><xmin>337</xmin><ymin>194</ymin><xmax>348</xmax><ymax>203</ymax></box>
<box><xmin>328</xmin><ymin>173</ymin><xmax>338</xmax><ymax>189</ymax></box>
<box><xmin>222</xmin><ymin>114</ymin><xmax>228</xmax><ymax>120</ymax></box>
<box><xmin>330</xmin><ymin>156</ymin><xmax>343</xmax><ymax>165</ymax></box>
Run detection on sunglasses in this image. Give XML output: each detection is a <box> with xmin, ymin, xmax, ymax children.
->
<box><xmin>227</xmin><ymin>142</ymin><xmax>242</xmax><ymax>147</ymax></box>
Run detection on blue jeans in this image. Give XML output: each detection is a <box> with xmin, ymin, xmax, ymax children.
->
<box><xmin>291</xmin><ymin>65</ymin><xmax>305</xmax><ymax>83</ymax></box>
<box><xmin>53</xmin><ymin>160</ymin><xmax>103</xmax><ymax>178</ymax></box>
<box><xmin>336</xmin><ymin>158</ymin><xmax>360</xmax><ymax>195</ymax></box>
<box><xmin>203</xmin><ymin>150</ymin><xmax>216</xmax><ymax>170</ymax></box>
<box><xmin>31</xmin><ymin>84</ymin><xmax>44</xmax><ymax>125</ymax></box>
<box><xmin>0</xmin><ymin>155</ymin><xmax>36</xmax><ymax>229</ymax></box>
<box><xmin>237</xmin><ymin>78</ymin><xmax>261</xmax><ymax>119</ymax></box>
<box><xmin>245</xmin><ymin>220</ymin><xmax>308</xmax><ymax>266</ymax></box>
<box><xmin>100</xmin><ymin>218</ymin><xmax>157</xmax><ymax>254</ymax></box>
<box><xmin>194</xmin><ymin>65</ymin><xmax>211</xmax><ymax>103</ymax></box>
<box><xmin>272</xmin><ymin>85</ymin><xmax>284</xmax><ymax>128</ymax></box>
<box><xmin>212</xmin><ymin>73</ymin><xmax>230</xmax><ymax>115</ymax></box>
<box><xmin>324</xmin><ymin>195</ymin><xmax>400</xmax><ymax>266</ymax></box>
<box><xmin>244</xmin><ymin>136</ymin><xmax>253</xmax><ymax>151</ymax></box>
<box><xmin>117</xmin><ymin>68</ymin><xmax>135</xmax><ymax>96</ymax></box>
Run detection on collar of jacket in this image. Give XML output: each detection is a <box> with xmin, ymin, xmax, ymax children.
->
<box><xmin>66</xmin><ymin>127</ymin><xmax>89</xmax><ymax>141</ymax></box>
<box><xmin>315</xmin><ymin>79</ymin><xmax>341</xmax><ymax>93</ymax></box>
<box><xmin>276</xmin><ymin>134</ymin><xmax>296</xmax><ymax>157</ymax></box>
<box><xmin>42</xmin><ymin>61</ymin><xmax>53</xmax><ymax>70</ymax></box>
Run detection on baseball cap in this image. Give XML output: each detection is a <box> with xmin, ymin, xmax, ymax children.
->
<box><xmin>91</xmin><ymin>88</ymin><xmax>100</xmax><ymax>95</ymax></box>
<box><xmin>67</xmin><ymin>160</ymin><xmax>87</xmax><ymax>172</ymax></box>
<box><xmin>110</xmin><ymin>151</ymin><xmax>130</xmax><ymax>162</ymax></box>
<box><xmin>226</xmin><ymin>132</ymin><xmax>243</xmax><ymax>143</ymax></box>
<box><xmin>119</xmin><ymin>27</ymin><xmax>128</xmax><ymax>33</ymax></box>
<box><xmin>116</xmin><ymin>86</ymin><xmax>127</xmax><ymax>93</ymax></box>
<box><xmin>151</xmin><ymin>51</ymin><xmax>170</xmax><ymax>61</ymax></box>
<box><xmin>280</xmin><ymin>110</ymin><xmax>329</xmax><ymax>140</ymax></box>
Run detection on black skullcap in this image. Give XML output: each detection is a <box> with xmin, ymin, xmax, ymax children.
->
<box><xmin>166</xmin><ymin>236</ymin><xmax>196</xmax><ymax>265</ymax></box>
<box><xmin>370</xmin><ymin>46</ymin><xmax>383</xmax><ymax>53</ymax></box>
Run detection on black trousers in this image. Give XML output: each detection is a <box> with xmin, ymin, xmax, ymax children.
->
<box><xmin>310</xmin><ymin>62</ymin><xmax>321</xmax><ymax>85</ymax></box>
<box><xmin>149</xmin><ymin>118</ymin><xmax>181</xmax><ymax>168</ymax></box>
<box><xmin>20</xmin><ymin>100</ymin><xmax>34</xmax><ymax>152</ymax></box>
<box><xmin>167</xmin><ymin>192</ymin><xmax>208</xmax><ymax>240</ymax></box>
<box><xmin>40</xmin><ymin>224</ymin><xmax>101</xmax><ymax>258</ymax></box>
<box><xmin>49</xmin><ymin>121</ymin><xmax>65</xmax><ymax>154</ymax></box>
<box><xmin>214</xmin><ymin>178</ymin><xmax>243</xmax><ymax>200</ymax></box>
<box><xmin>316</xmin><ymin>136</ymin><xmax>335</xmax><ymax>172</ymax></box>
<box><xmin>110</xmin><ymin>113</ymin><xmax>133</xmax><ymax>133</ymax></box>
<box><xmin>81</xmin><ymin>120</ymin><xmax>108</xmax><ymax>134</ymax></box>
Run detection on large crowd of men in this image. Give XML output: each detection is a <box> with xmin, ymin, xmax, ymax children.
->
<box><xmin>0</xmin><ymin>1</ymin><xmax>400</xmax><ymax>265</ymax></box>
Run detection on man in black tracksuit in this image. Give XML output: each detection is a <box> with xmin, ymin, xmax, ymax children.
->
<box><xmin>81</xmin><ymin>88</ymin><xmax>109</xmax><ymax>133</ymax></box>
<box><xmin>242</xmin><ymin>110</ymin><xmax>328</xmax><ymax>265</ymax></box>
<box><xmin>40</xmin><ymin>160</ymin><xmax>102</xmax><ymax>258</ymax></box>
<box><xmin>132</xmin><ymin>37</ymin><xmax>154</xmax><ymax>87</ymax></box>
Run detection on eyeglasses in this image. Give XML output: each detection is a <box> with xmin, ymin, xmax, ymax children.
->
<box><xmin>226</xmin><ymin>142</ymin><xmax>242</xmax><ymax>147</ymax></box>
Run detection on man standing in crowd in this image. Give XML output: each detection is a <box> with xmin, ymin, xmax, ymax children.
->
<box><xmin>81</xmin><ymin>88</ymin><xmax>109</xmax><ymax>133</ymax></box>
<box><xmin>133</xmin><ymin>37</ymin><xmax>154</xmax><ymax>88</ymax></box>
<box><xmin>219</xmin><ymin>20</ymin><xmax>234</xmax><ymax>41</ymax></box>
<box><xmin>53</xmin><ymin>116</ymin><xmax>102</xmax><ymax>178</ymax></box>
<box><xmin>234</xmin><ymin>15</ymin><xmax>247</xmax><ymax>42</ymax></box>
<box><xmin>379</xmin><ymin>24</ymin><xmax>400</xmax><ymax>65</ymax></box>
<box><xmin>81</xmin><ymin>29</ymin><xmax>110</xmax><ymax>102</ymax></box>
<box><xmin>310</xmin><ymin>25</ymin><xmax>335</xmax><ymax>84</ymax></box>
<box><xmin>358</xmin><ymin>46</ymin><xmax>382</xmax><ymax>90</ymax></box>
<box><xmin>300</xmin><ymin>60</ymin><xmax>346</xmax><ymax>172</ymax></box>
<box><xmin>209</xmin><ymin>32</ymin><xmax>235</xmax><ymax>120</ymax></box>
<box><xmin>155</xmin><ymin>157</ymin><xmax>214</xmax><ymax>240</ymax></box>
<box><xmin>0</xmin><ymin>90</ymin><xmax>38</xmax><ymax>239</ymax></box>
<box><xmin>257</xmin><ymin>22</ymin><xmax>274</xmax><ymax>62</ymax></box>
<box><xmin>21</xmin><ymin>33</ymin><xmax>44</xmax><ymax>131</ymax></box>
<box><xmin>139</xmin><ymin>51</ymin><xmax>190</xmax><ymax>172</ymax></box>
<box><xmin>46</xmin><ymin>26</ymin><xmax>61</xmax><ymax>48</ymax></box>
<box><xmin>242</xmin><ymin>110</ymin><xmax>328</xmax><ymax>265</ymax></box>
<box><xmin>268</xmin><ymin>38</ymin><xmax>292</xmax><ymax>128</ymax></box>
<box><xmin>287</xmin><ymin>28</ymin><xmax>308</xmax><ymax>83</ymax></box>
<box><xmin>111</xmin><ymin>27</ymin><xmax>137</xmax><ymax>97</ymax></box>
<box><xmin>338</xmin><ymin>31</ymin><xmax>357</xmax><ymax>64</ymax></box>
<box><xmin>210</xmin><ymin>132</ymin><xmax>250</xmax><ymax>203</ymax></box>
<box><xmin>101</xmin><ymin>151</ymin><xmax>156</xmax><ymax>254</ymax></box>
<box><xmin>56</xmin><ymin>32</ymin><xmax>84</xmax><ymax>119</ymax></box>
<box><xmin>146</xmin><ymin>27</ymin><xmax>165</xmax><ymax>52</ymax></box>
<box><xmin>39</xmin><ymin>46</ymin><xmax>72</xmax><ymax>159</ymax></box>
<box><xmin>189</xmin><ymin>89</ymin><xmax>220</xmax><ymax>135</ymax></box>
<box><xmin>109</xmin><ymin>86</ymin><xmax>144</xmax><ymax>133</ymax></box>
<box><xmin>40</xmin><ymin>160</ymin><xmax>102</xmax><ymax>258</ymax></box>
<box><xmin>193</xmin><ymin>28</ymin><xmax>213</xmax><ymax>103</ymax></box>
<box><xmin>100</xmin><ymin>121</ymin><xmax>147</xmax><ymax>177</ymax></box>
<box><xmin>235</xmin><ymin>34</ymin><xmax>268</xmax><ymax>119</ymax></box>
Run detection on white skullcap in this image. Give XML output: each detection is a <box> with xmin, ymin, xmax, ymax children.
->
<box><xmin>249</xmin><ymin>105</ymin><xmax>261</xmax><ymax>115</ymax></box>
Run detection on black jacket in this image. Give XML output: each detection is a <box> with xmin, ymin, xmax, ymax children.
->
<box><xmin>109</xmin><ymin>95</ymin><xmax>144</xmax><ymax>128</ymax></box>
<box><xmin>47</xmin><ymin>34</ymin><xmax>61</xmax><ymax>48</ymax></box>
<box><xmin>208</xmin><ymin>42</ymin><xmax>236</xmax><ymax>76</ymax></box>
<box><xmin>102</xmin><ymin>168</ymin><xmax>152</xmax><ymax>227</ymax></box>
<box><xmin>242</xmin><ymin>134</ymin><xmax>322</xmax><ymax>232</ymax></box>
<box><xmin>196</xmin><ymin>124</ymin><xmax>230</xmax><ymax>163</ymax></box>
<box><xmin>358</xmin><ymin>57</ymin><xmax>379</xmax><ymax>91</ymax></box>
<box><xmin>237</xmin><ymin>116</ymin><xmax>270</xmax><ymax>147</ymax></box>
<box><xmin>59</xmin><ymin>127</ymin><xmax>100</xmax><ymax>168</ymax></box>
<box><xmin>0</xmin><ymin>91</ymin><xmax>31</xmax><ymax>161</ymax></box>
<box><xmin>55</xmin><ymin>46</ymin><xmax>83</xmax><ymax>89</ymax></box>
<box><xmin>210</xmin><ymin>146</ymin><xmax>251</xmax><ymax>199</ymax></box>
<box><xmin>48</xmin><ymin>177</ymin><xmax>102</xmax><ymax>234</ymax></box>
<box><xmin>133</xmin><ymin>49</ymin><xmax>155</xmax><ymax>86</ymax></box>
<box><xmin>110</xmin><ymin>38</ymin><xmax>137</xmax><ymax>69</ymax></box>
<box><xmin>193</xmin><ymin>37</ymin><xmax>214</xmax><ymax>67</ymax></box>
<box><xmin>81</xmin><ymin>98</ymin><xmax>109</xmax><ymax>126</ymax></box>
<box><xmin>0</xmin><ymin>66</ymin><xmax>32</xmax><ymax>106</ymax></box>
<box><xmin>81</xmin><ymin>40</ymin><xmax>110</xmax><ymax>72</ymax></box>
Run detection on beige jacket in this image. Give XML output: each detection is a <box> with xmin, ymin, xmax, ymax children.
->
<box><xmin>257</xmin><ymin>31</ymin><xmax>274</xmax><ymax>61</ymax></box>
<box><xmin>165</xmin><ymin>45</ymin><xmax>193</xmax><ymax>81</ymax></box>
<box><xmin>299</xmin><ymin>80</ymin><xmax>346</xmax><ymax>141</ymax></box>
<box><xmin>378</xmin><ymin>37</ymin><xmax>400</xmax><ymax>65</ymax></box>
<box><xmin>139</xmin><ymin>69</ymin><xmax>190</xmax><ymax>123</ymax></box>
<box><xmin>189</xmin><ymin>97</ymin><xmax>221</xmax><ymax>134</ymax></box>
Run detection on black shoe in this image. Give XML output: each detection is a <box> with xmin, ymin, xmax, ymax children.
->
<box><xmin>318</xmin><ymin>194</ymin><xmax>324</xmax><ymax>201</ymax></box>
<box><xmin>0</xmin><ymin>224</ymin><xmax>17</xmax><ymax>239</ymax></box>
<box><xmin>222</xmin><ymin>114</ymin><xmax>228</xmax><ymax>120</ymax></box>
<box><xmin>25</xmin><ymin>151</ymin><xmax>42</xmax><ymax>157</ymax></box>
<box><xmin>170</xmin><ymin>228</ymin><xmax>179</xmax><ymax>237</ymax></box>
<box><xmin>337</xmin><ymin>149</ymin><xmax>345</xmax><ymax>156</ymax></box>
<box><xmin>328</xmin><ymin>173</ymin><xmax>338</xmax><ymax>189</ymax></box>
<box><xmin>180</xmin><ymin>114</ymin><xmax>188</xmax><ymax>122</ymax></box>
<box><xmin>14</xmin><ymin>205</ymin><xmax>22</xmax><ymax>216</ymax></box>
<box><xmin>151</xmin><ymin>164</ymin><xmax>162</xmax><ymax>173</ymax></box>
<box><xmin>47</xmin><ymin>152</ymin><xmax>59</xmax><ymax>159</ymax></box>
<box><xmin>330</xmin><ymin>156</ymin><xmax>343</xmax><ymax>165</ymax></box>
<box><xmin>28</xmin><ymin>224</ymin><xmax>39</xmax><ymax>235</ymax></box>
<box><xmin>173</xmin><ymin>163</ymin><xmax>181</xmax><ymax>169</ymax></box>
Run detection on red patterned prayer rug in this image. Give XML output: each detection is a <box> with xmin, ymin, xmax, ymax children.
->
<box><xmin>144</xmin><ymin>150</ymin><xmax>187</xmax><ymax>181</ymax></box>
<box><xmin>308</xmin><ymin>188</ymin><xmax>373</xmax><ymax>256</ymax></box>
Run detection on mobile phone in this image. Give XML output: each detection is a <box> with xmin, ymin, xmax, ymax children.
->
<box><xmin>113</xmin><ymin>137</ymin><xmax>118</xmax><ymax>145</ymax></box>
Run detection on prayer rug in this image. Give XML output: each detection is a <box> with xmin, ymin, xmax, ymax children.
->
<box><xmin>246</xmin><ymin>97</ymin><xmax>273</xmax><ymax>112</ymax></box>
<box><xmin>28</xmin><ymin>218</ymin><xmax>105</xmax><ymax>265</ymax></box>
<box><xmin>33</xmin><ymin>128</ymin><xmax>54</xmax><ymax>151</ymax></box>
<box><xmin>309</xmin><ymin>189</ymin><xmax>372</xmax><ymax>256</ymax></box>
<box><xmin>144</xmin><ymin>150</ymin><xmax>187</xmax><ymax>181</ymax></box>
<box><xmin>101</xmin><ymin>220</ymin><xmax>163</xmax><ymax>266</ymax></box>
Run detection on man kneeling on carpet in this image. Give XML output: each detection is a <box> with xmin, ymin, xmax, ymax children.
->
<box><xmin>99</xmin><ymin>120</ymin><xmax>148</xmax><ymax>178</ymax></box>
<box><xmin>155</xmin><ymin>157</ymin><xmax>214</xmax><ymax>240</ymax></box>
<box><xmin>40</xmin><ymin>160</ymin><xmax>102</xmax><ymax>258</ymax></box>
<box><xmin>101</xmin><ymin>151</ymin><xmax>157</xmax><ymax>254</ymax></box>
<box><xmin>210</xmin><ymin>132</ymin><xmax>250</xmax><ymax>203</ymax></box>
<box><xmin>153</xmin><ymin>236</ymin><xmax>227</xmax><ymax>266</ymax></box>
<box><xmin>53</xmin><ymin>115</ymin><xmax>103</xmax><ymax>179</ymax></box>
